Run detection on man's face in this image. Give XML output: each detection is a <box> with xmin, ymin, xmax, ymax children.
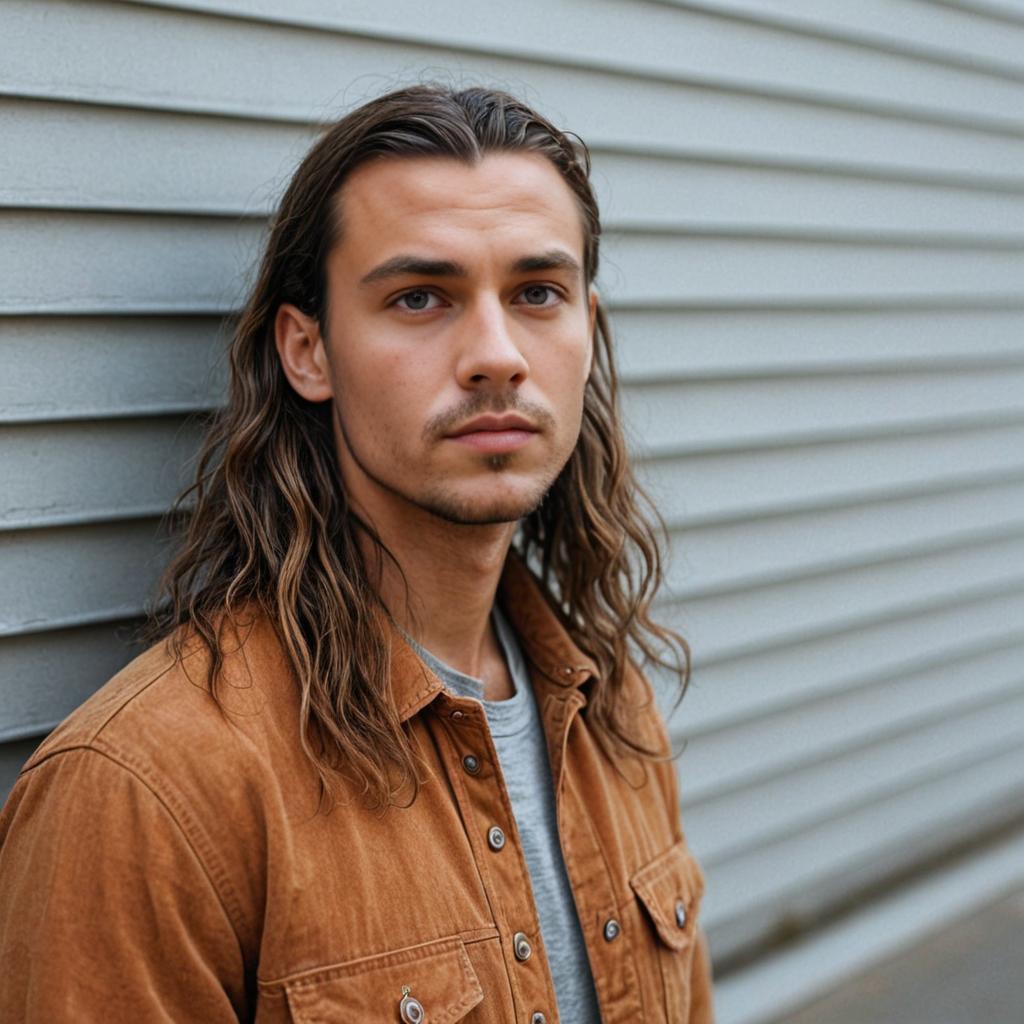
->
<box><xmin>317</xmin><ymin>151</ymin><xmax>597</xmax><ymax>526</ymax></box>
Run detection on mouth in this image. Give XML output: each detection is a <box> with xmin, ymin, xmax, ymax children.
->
<box><xmin>445</xmin><ymin>414</ymin><xmax>539</xmax><ymax>454</ymax></box>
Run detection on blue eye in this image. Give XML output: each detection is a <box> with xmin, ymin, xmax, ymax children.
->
<box><xmin>519</xmin><ymin>285</ymin><xmax>558</xmax><ymax>306</ymax></box>
<box><xmin>396</xmin><ymin>289</ymin><xmax>440</xmax><ymax>311</ymax></box>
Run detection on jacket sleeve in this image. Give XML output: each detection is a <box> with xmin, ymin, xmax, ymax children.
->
<box><xmin>689</xmin><ymin>922</ymin><xmax>716</xmax><ymax>1023</ymax></box>
<box><xmin>0</xmin><ymin>746</ymin><xmax>248</xmax><ymax>1022</ymax></box>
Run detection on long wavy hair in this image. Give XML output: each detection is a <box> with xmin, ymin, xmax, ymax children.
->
<box><xmin>143</xmin><ymin>84</ymin><xmax>691</xmax><ymax>812</ymax></box>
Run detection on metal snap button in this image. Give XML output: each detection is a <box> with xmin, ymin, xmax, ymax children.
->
<box><xmin>675</xmin><ymin>899</ymin><xmax>687</xmax><ymax>928</ymax></box>
<box><xmin>603</xmin><ymin>918</ymin><xmax>621</xmax><ymax>941</ymax></box>
<box><xmin>399</xmin><ymin>986</ymin><xmax>424</xmax><ymax>1023</ymax></box>
<box><xmin>487</xmin><ymin>825</ymin><xmax>506</xmax><ymax>851</ymax></box>
<box><xmin>450</xmin><ymin>709</ymin><xmax>466</xmax><ymax>720</ymax></box>
<box><xmin>513</xmin><ymin>931</ymin><xmax>532</xmax><ymax>961</ymax></box>
<box><xmin>531</xmin><ymin>1013</ymin><xmax>547</xmax><ymax>1024</ymax></box>
<box><xmin>462</xmin><ymin>754</ymin><xmax>480</xmax><ymax>774</ymax></box>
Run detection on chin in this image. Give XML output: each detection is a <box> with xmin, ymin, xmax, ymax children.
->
<box><xmin>417</xmin><ymin>480</ymin><xmax>550</xmax><ymax>526</ymax></box>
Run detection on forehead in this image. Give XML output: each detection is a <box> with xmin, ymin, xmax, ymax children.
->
<box><xmin>333</xmin><ymin>151</ymin><xmax>586</xmax><ymax>263</ymax></box>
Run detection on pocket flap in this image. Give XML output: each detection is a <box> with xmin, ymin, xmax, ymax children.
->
<box><xmin>284</xmin><ymin>934</ymin><xmax>484</xmax><ymax>1023</ymax></box>
<box><xmin>629</xmin><ymin>839</ymin><xmax>705</xmax><ymax>953</ymax></box>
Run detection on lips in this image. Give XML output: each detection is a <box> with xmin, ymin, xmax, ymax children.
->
<box><xmin>446</xmin><ymin>414</ymin><xmax>538</xmax><ymax>438</ymax></box>
<box><xmin>445</xmin><ymin>414</ymin><xmax>539</xmax><ymax>454</ymax></box>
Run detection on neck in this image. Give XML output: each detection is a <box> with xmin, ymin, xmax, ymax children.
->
<box><xmin>356</xmin><ymin>504</ymin><xmax>517</xmax><ymax>681</ymax></box>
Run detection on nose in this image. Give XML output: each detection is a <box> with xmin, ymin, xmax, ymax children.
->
<box><xmin>454</xmin><ymin>294</ymin><xmax>529</xmax><ymax>390</ymax></box>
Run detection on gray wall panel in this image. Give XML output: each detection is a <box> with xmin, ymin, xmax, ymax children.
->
<box><xmin>1</xmin><ymin>419</ymin><xmax>203</xmax><ymax>529</ymax></box>
<box><xmin>0</xmin><ymin>620</ymin><xmax>147</xmax><ymax>743</ymax></box>
<box><xmin>671</xmin><ymin>0</ymin><xmax>1024</xmax><ymax>70</ymax></box>
<box><xmin>0</xmin><ymin>98</ymin><xmax>307</xmax><ymax>214</ymax></box>
<box><xmin>594</xmin><ymin>151</ymin><xmax>1024</xmax><ymax>238</ymax></box>
<box><xmin>613</xmin><ymin>308</ymin><xmax>1024</xmax><ymax>378</ymax></box>
<box><xmin>679</xmin><ymin>639</ymin><xmax>1024</xmax><ymax>803</ymax></box>
<box><xmin>671</xmin><ymin>477</ymin><xmax>1024</xmax><ymax>590</ymax></box>
<box><xmin>0</xmin><ymin>317</ymin><xmax>226</xmax><ymax>422</ymax></box>
<box><xmin>600</xmin><ymin>232</ymin><xmax>1024</xmax><ymax>305</ymax></box>
<box><xmin>690</xmin><ymin>687</ymin><xmax>1024</xmax><ymax>863</ymax></box>
<box><xmin>0</xmin><ymin>212</ymin><xmax>263</xmax><ymax>314</ymax></box>
<box><xmin>658</xmin><ymin>587</ymin><xmax>1024</xmax><ymax>731</ymax></box>
<box><xmin>6</xmin><ymin>2</ymin><xmax>1024</xmax><ymax>177</ymax></box>
<box><xmin>663</xmin><ymin>531</ymin><xmax>1024</xmax><ymax>654</ymax></box>
<box><xmin>706</xmin><ymin>743</ymin><xmax>1024</xmax><ymax>957</ymax></box>
<box><xmin>623</xmin><ymin>366</ymin><xmax>1024</xmax><ymax>453</ymax></box>
<box><xmin>0</xmin><ymin>521</ymin><xmax>167</xmax><ymax>637</ymax></box>
<box><xmin>639</xmin><ymin>421</ymin><xmax>1024</xmax><ymax>519</ymax></box>
<box><xmin>131</xmin><ymin>0</ymin><xmax>1024</xmax><ymax>126</ymax></box>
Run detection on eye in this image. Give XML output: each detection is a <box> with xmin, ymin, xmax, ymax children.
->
<box><xmin>516</xmin><ymin>284</ymin><xmax>561</xmax><ymax>307</ymax></box>
<box><xmin>394</xmin><ymin>288</ymin><xmax>444</xmax><ymax>312</ymax></box>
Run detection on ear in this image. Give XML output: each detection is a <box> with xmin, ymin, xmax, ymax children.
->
<box><xmin>274</xmin><ymin>302</ymin><xmax>333</xmax><ymax>402</ymax></box>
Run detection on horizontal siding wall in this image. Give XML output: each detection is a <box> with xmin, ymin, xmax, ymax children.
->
<box><xmin>2</xmin><ymin>0</ymin><xmax>1023</xmax><ymax>1011</ymax></box>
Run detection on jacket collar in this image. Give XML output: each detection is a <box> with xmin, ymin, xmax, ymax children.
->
<box><xmin>390</xmin><ymin>550</ymin><xmax>599</xmax><ymax>723</ymax></box>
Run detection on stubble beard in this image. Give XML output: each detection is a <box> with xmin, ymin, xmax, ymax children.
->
<box><xmin>334</xmin><ymin>407</ymin><xmax>569</xmax><ymax>527</ymax></box>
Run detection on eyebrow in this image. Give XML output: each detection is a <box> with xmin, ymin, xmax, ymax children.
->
<box><xmin>358</xmin><ymin>249</ymin><xmax>582</xmax><ymax>286</ymax></box>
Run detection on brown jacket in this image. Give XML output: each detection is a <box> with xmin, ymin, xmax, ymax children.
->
<box><xmin>0</xmin><ymin>555</ymin><xmax>714</xmax><ymax>1023</ymax></box>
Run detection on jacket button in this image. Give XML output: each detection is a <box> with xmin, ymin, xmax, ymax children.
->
<box><xmin>531</xmin><ymin>1014</ymin><xmax>547</xmax><ymax>1024</ymax></box>
<box><xmin>399</xmin><ymin>988</ymin><xmax>424</xmax><ymax>1023</ymax></box>
<box><xmin>675</xmin><ymin>899</ymin><xmax>687</xmax><ymax>928</ymax></box>
<box><xmin>462</xmin><ymin>754</ymin><xmax>480</xmax><ymax>774</ymax></box>
<box><xmin>450</xmin><ymin>709</ymin><xmax>466</xmax><ymax>720</ymax></box>
<box><xmin>487</xmin><ymin>826</ymin><xmax>506</xmax><ymax>851</ymax></box>
<box><xmin>513</xmin><ymin>931</ymin><xmax>532</xmax><ymax>961</ymax></box>
<box><xmin>603</xmin><ymin>918</ymin><xmax>621</xmax><ymax>941</ymax></box>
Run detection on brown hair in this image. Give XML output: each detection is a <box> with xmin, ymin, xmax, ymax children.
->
<box><xmin>144</xmin><ymin>83</ymin><xmax>691</xmax><ymax>811</ymax></box>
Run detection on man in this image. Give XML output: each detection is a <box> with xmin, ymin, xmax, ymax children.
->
<box><xmin>0</xmin><ymin>85</ymin><xmax>714</xmax><ymax>1023</ymax></box>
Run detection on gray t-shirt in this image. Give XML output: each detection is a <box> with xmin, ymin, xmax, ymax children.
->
<box><xmin>405</xmin><ymin>605</ymin><xmax>602</xmax><ymax>1023</ymax></box>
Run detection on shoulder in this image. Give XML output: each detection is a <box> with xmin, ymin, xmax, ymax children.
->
<box><xmin>17</xmin><ymin>608</ymin><xmax>310</xmax><ymax>813</ymax></box>
<box><xmin>2</xmin><ymin>611</ymin><xmax>303</xmax><ymax>959</ymax></box>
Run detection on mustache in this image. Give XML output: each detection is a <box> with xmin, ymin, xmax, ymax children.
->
<box><xmin>423</xmin><ymin>393</ymin><xmax>556</xmax><ymax>441</ymax></box>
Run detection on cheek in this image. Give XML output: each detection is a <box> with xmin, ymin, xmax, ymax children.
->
<box><xmin>550</xmin><ymin>338</ymin><xmax>593</xmax><ymax>404</ymax></box>
<box><xmin>332</xmin><ymin>347</ymin><xmax>434</xmax><ymax>440</ymax></box>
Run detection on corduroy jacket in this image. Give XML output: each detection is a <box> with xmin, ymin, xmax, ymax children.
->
<box><xmin>0</xmin><ymin>554</ymin><xmax>714</xmax><ymax>1023</ymax></box>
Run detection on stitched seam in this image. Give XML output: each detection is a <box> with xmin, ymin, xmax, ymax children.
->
<box><xmin>432</xmin><ymin>715</ymin><xmax>505</xmax><ymax>943</ymax></box>
<box><xmin>442</xmin><ymin>945</ymin><xmax>485</xmax><ymax>1024</ymax></box>
<box><xmin>559</xmin><ymin>719</ymin><xmax>646</xmax><ymax>1021</ymax></box>
<box><xmin>632</xmin><ymin>841</ymin><xmax>699</xmax><ymax>896</ymax></box>
<box><xmin>90</xmin><ymin>656</ymin><xmax>189</xmax><ymax>738</ymax></box>
<box><xmin>256</xmin><ymin>910</ymin><xmax>500</xmax><ymax>987</ymax></box>
<box><xmin>18</xmin><ymin>661</ymin><xmax>183</xmax><ymax>777</ymax></box>
<box><xmin>443</xmin><ymin>708</ymin><xmax>534</xmax><ymax>1012</ymax></box>
<box><xmin>286</xmin><ymin>943</ymin><xmax>459</xmax><ymax>989</ymax></box>
<box><xmin>272</xmin><ymin>933</ymin><xmax>479</xmax><ymax>991</ymax></box>
<box><xmin>397</xmin><ymin>678</ymin><xmax>441</xmax><ymax>718</ymax></box>
<box><xmin>31</xmin><ymin>745</ymin><xmax>247</xmax><ymax>959</ymax></box>
<box><xmin>90</xmin><ymin>738</ymin><xmax>249</xmax><ymax>945</ymax></box>
<box><xmin>630</xmin><ymin>842</ymin><xmax>700</xmax><ymax>949</ymax></box>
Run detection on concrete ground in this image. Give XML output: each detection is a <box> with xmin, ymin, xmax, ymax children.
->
<box><xmin>779</xmin><ymin>887</ymin><xmax>1024</xmax><ymax>1024</ymax></box>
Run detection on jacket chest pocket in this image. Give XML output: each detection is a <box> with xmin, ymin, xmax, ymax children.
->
<box><xmin>282</xmin><ymin>934</ymin><xmax>484</xmax><ymax>1023</ymax></box>
<box><xmin>629</xmin><ymin>839</ymin><xmax>705</xmax><ymax>1024</ymax></box>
